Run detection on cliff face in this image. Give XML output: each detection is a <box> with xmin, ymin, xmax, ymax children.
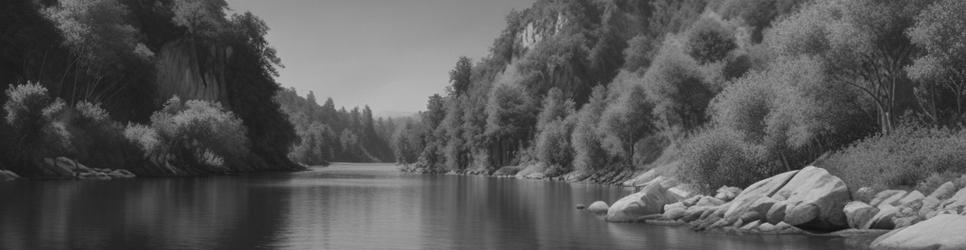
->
<box><xmin>154</xmin><ymin>40</ymin><xmax>231</xmax><ymax>104</ymax></box>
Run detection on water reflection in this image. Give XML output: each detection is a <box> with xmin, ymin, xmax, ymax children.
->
<box><xmin>0</xmin><ymin>163</ymin><xmax>860</xmax><ymax>249</ymax></box>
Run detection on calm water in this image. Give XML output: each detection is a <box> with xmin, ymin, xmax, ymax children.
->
<box><xmin>0</xmin><ymin>163</ymin><xmax>863</xmax><ymax>249</ymax></box>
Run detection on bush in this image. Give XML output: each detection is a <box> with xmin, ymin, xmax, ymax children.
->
<box><xmin>126</xmin><ymin>97</ymin><xmax>250</xmax><ymax>174</ymax></box>
<box><xmin>67</xmin><ymin>101</ymin><xmax>142</xmax><ymax>170</ymax></box>
<box><xmin>3</xmin><ymin>83</ymin><xmax>72</xmax><ymax>175</ymax></box>
<box><xmin>676</xmin><ymin>128</ymin><xmax>767</xmax><ymax>193</ymax></box>
<box><xmin>823</xmin><ymin>125</ymin><xmax>966</xmax><ymax>192</ymax></box>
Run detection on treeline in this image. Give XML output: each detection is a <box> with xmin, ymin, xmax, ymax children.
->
<box><xmin>394</xmin><ymin>0</ymin><xmax>966</xmax><ymax>193</ymax></box>
<box><xmin>276</xmin><ymin>88</ymin><xmax>395</xmax><ymax>165</ymax></box>
<box><xmin>0</xmin><ymin>0</ymin><xmax>300</xmax><ymax>177</ymax></box>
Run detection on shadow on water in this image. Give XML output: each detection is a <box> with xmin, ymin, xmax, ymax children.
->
<box><xmin>0</xmin><ymin>163</ymin><xmax>864</xmax><ymax>249</ymax></box>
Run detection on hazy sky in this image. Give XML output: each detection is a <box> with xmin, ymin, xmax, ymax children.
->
<box><xmin>224</xmin><ymin>0</ymin><xmax>536</xmax><ymax>116</ymax></box>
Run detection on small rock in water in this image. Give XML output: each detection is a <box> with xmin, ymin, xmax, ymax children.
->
<box><xmin>588</xmin><ymin>201</ymin><xmax>609</xmax><ymax>215</ymax></box>
<box><xmin>576</xmin><ymin>203</ymin><xmax>586</xmax><ymax>210</ymax></box>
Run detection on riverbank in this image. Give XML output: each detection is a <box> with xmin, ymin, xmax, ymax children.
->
<box><xmin>590</xmin><ymin>166</ymin><xmax>966</xmax><ymax>249</ymax></box>
<box><xmin>402</xmin><ymin>164</ymin><xmax>966</xmax><ymax>249</ymax></box>
<box><xmin>0</xmin><ymin>156</ymin><xmax>309</xmax><ymax>182</ymax></box>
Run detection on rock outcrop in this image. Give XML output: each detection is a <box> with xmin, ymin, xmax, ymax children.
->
<box><xmin>772</xmin><ymin>166</ymin><xmax>850</xmax><ymax>230</ymax></box>
<box><xmin>606</xmin><ymin>179</ymin><xmax>681</xmax><ymax>222</ymax></box>
<box><xmin>871</xmin><ymin>214</ymin><xmax>966</xmax><ymax>250</ymax></box>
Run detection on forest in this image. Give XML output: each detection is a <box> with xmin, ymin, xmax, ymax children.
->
<box><xmin>393</xmin><ymin>0</ymin><xmax>966</xmax><ymax>193</ymax></box>
<box><xmin>0</xmin><ymin>0</ymin><xmax>392</xmax><ymax>179</ymax></box>
<box><xmin>276</xmin><ymin>88</ymin><xmax>395</xmax><ymax>165</ymax></box>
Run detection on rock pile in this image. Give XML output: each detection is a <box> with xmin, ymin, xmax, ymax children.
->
<box><xmin>38</xmin><ymin>157</ymin><xmax>136</xmax><ymax>180</ymax></box>
<box><xmin>606</xmin><ymin>166</ymin><xmax>851</xmax><ymax>233</ymax></box>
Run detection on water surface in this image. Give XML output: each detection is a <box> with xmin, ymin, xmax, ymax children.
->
<box><xmin>0</xmin><ymin>163</ymin><xmax>863</xmax><ymax>249</ymax></box>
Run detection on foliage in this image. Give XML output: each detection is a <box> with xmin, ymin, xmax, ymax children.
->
<box><xmin>276</xmin><ymin>88</ymin><xmax>395</xmax><ymax>164</ymax></box>
<box><xmin>643</xmin><ymin>37</ymin><xmax>713</xmax><ymax>134</ymax></box>
<box><xmin>3</xmin><ymin>83</ymin><xmax>71</xmax><ymax>175</ymax></box>
<box><xmin>126</xmin><ymin>97</ymin><xmax>250</xmax><ymax>174</ymax></box>
<box><xmin>907</xmin><ymin>0</ymin><xmax>966</xmax><ymax>124</ymax></box>
<box><xmin>685</xmin><ymin>14</ymin><xmax>738</xmax><ymax>64</ymax></box>
<box><xmin>599</xmin><ymin>72</ymin><xmax>656</xmax><ymax>167</ymax></box>
<box><xmin>824</xmin><ymin>125</ymin><xmax>966</xmax><ymax>192</ymax></box>
<box><xmin>533</xmin><ymin>88</ymin><xmax>576</xmax><ymax>169</ymax></box>
<box><xmin>677</xmin><ymin>127</ymin><xmax>765</xmax><ymax>193</ymax></box>
<box><xmin>571</xmin><ymin>85</ymin><xmax>609</xmax><ymax>173</ymax></box>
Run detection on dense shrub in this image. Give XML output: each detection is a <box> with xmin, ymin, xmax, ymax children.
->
<box><xmin>824</xmin><ymin>125</ymin><xmax>966</xmax><ymax>192</ymax></box>
<box><xmin>676</xmin><ymin>128</ymin><xmax>766</xmax><ymax>193</ymax></box>
<box><xmin>126</xmin><ymin>97</ymin><xmax>250</xmax><ymax>174</ymax></box>
<box><xmin>3</xmin><ymin>83</ymin><xmax>72</xmax><ymax>175</ymax></box>
<box><xmin>67</xmin><ymin>101</ymin><xmax>142</xmax><ymax>170</ymax></box>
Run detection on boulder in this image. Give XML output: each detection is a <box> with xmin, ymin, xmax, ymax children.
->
<box><xmin>606</xmin><ymin>182</ymin><xmax>677</xmax><ymax>222</ymax></box>
<box><xmin>681</xmin><ymin>196</ymin><xmax>702</xmax><ymax>207</ymax></box>
<box><xmin>740</xmin><ymin>211</ymin><xmax>762</xmax><ymax>222</ymax></box>
<box><xmin>740</xmin><ymin>220</ymin><xmax>762</xmax><ymax>232</ymax></box>
<box><xmin>919</xmin><ymin>196</ymin><xmax>942</xmax><ymax>218</ymax></box>
<box><xmin>844</xmin><ymin>201</ymin><xmax>878</xmax><ymax>229</ymax></box>
<box><xmin>773</xmin><ymin>166</ymin><xmax>850</xmax><ymax>230</ymax></box>
<box><xmin>766</xmin><ymin>201</ymin><xmax>788</xmax><ymax>225</ymax></box>
<box><xmin>897</xmin><ymin>191</ymin><xmax>925</xmax><ymax>210</ymax></box>
<box><xmin>666</xmin><ymin>186</ymin><xmax>694</xmax><ymax>201</ymax></box>
<box><xmin>854</xmin><ymin>187</ymin><xmax>877</xmax><ymax>203</ymax></box>
<box><xmin>758</xmin><ymin>222</ymin><xmax>777</xmax><ymax>232</ymax></box>
<box><xmin>588</xmin><ymin>201</ymin><xmax>609</xmax><ymax>215</ymax></box>
<box><xmin>695</xmin><ymin>196</ymin><xmax>725</xmax><ymax>207</ymax></box>
<box><xmin>892</xmin><ymin>215</ymin><xmax>923</xmax><ymax>229</ymax></box>
<box><xmin>722</xmin><ymin>170</ymin><xmax>800</xmax><ymax>221</ymax></box>
<box><xmin>682</xmin><ymin>206</ymin><xmax>713</xmax><ymax>222</ymax></box>
<box><xmin>871</xmin><ymin>190</ymin><xmax>907</xmax><ymax>208</ymax></box>
<box><xmin>40</xmin><ymin>157</ymin><xmax>92</xmax><ymax>178</ymax></box>
<box><xmin>870</xmin><ymin>214</ymin><xmax>966</xmax><ymax>250</ymax></box>
<box><xmin>749</xmin><ymin>197</ymin><xmax>777</xmax><ymax>217</ymax></box>
<box><xmin>107</xmin><ymin>169</ymin><xmax>136</xmax><ymax>178</ymax></box>
<box><xmin>867</xmin><ymin>205</ymin><xmax>900</xmax><ymax>230</ymax></box>
<box><xmin>622</xmin><ymin>169</ymin><xmax>660</xmax><ymax>187</ymax></box>
<box><xmin>941</xmin><ymin>186</ymin><xmax>966</xmax><ymax>211</ymax></box>
<box><xmin>715</xmin><ymin>186</ymin><xmax>742</xmax><ymax>202</ymax></box>
<box><xmin>928</xmin><ymin>182</ymin><xmax>957</xmax><ymax>200</ymax></box>
<box><xmin>663</xmin><ymin>202</ymin><xmax>687</xmax><ymax>220</ymax></box>
<box><xmin>0</xmin><ymin>169</ymin><xmax>19</xmax><ymax>182</ymax></box>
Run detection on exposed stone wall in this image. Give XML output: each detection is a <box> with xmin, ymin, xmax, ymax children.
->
<box><xmin>154</xmin><ymin>40</ymin><xmax>231</xmax><ymax>103</ymax></box>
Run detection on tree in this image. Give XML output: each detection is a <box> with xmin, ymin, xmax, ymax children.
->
<box><xmin>533</xmin><ymin>88</ymin><xmax>576</xmax><ymax>169</ymax></box>
<box><xmin>449</xmin><ymin>57</ymin><xmax>473</xmax><ymax>96</ymax></box>
<box><xmin>571</xmin><ymin>85</ymin><xmax>609</xmax><ymax>173</ymax></box>
<box><xmin>642</xmin><ymin>37</ymin><xmax>713</xmax><ymax>134</ymax></box>
<box><xmin>685</xmin><ymin>14</ymin><xmax>737</xmax><ymax>64</ymax></box>
<box><xmin>485</xmin><ymin>84</ymin><xmax>538</xmax><ymax>166</ymax></box>
<box><xmin>767</xmin><ymin>0</ymin><xmax>932</xmax><ymax>134</ymax></box>
<box><xmin>599</xmin><ymin>73</ymin><xmax>656</xmax><ymax>167</ymax></box>
<box><xmin>907</xmin><ymin>0</ymin><xmax>966</xmax><ymax>124</ymax></box>
<box><xmin>171</xmin><ymin>0</ymin><xmax>228</xmax><ymax>40</ymax></box>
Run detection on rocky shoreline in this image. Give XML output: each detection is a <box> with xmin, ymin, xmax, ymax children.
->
<box><xmin>403</xmin><ymin>164</ymin><xmax>966</xmax><ymax>249</ymax></box>
<box><xmin>584</xmin><ymin>166</ymin><xmax>966</xmax><ymax>249</ymax></box>
<box><xmin>0</xmin><ymin>157</ymin><xmax>137</xmax><ymax>181</ymax></box>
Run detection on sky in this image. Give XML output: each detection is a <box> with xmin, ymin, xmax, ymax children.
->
<box><xmin>224</xmin><ymin>0</ymin><xmax>536</xmax><ymax>117</ymax></box>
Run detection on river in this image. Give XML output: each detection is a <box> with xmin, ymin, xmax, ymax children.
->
<box><xmin>0</xmin><ymin>163</ymin><xmax>864</xmax><ymax>249</ymax></box>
